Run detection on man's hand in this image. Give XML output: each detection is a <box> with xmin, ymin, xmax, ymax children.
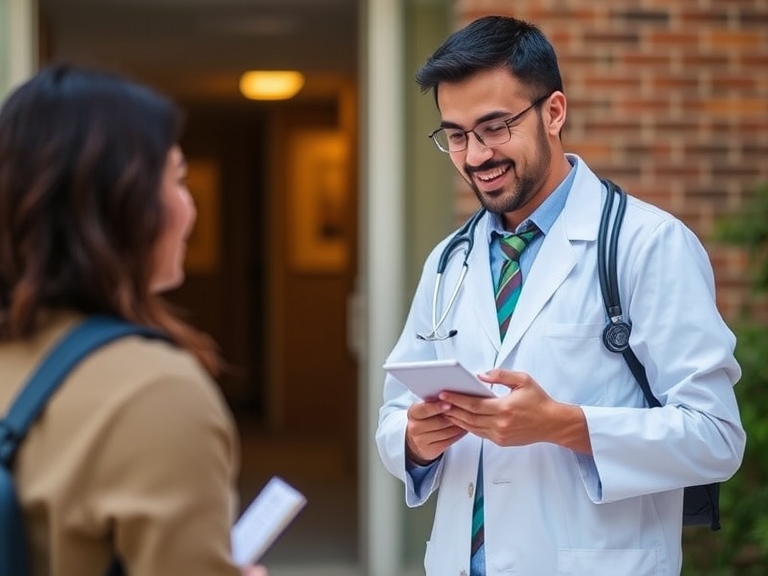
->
<box><xmin>438</xmin><ymin>369</ymin><xmax>592</xmax><ymax>454</ymax></box>
<box><xmin>405</xmin><ymin>399</ymin><xmax>467</xmax><ymax>465</ymax></box>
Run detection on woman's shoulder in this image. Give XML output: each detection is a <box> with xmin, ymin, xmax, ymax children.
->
<box><xmin>75</xmin><ymin>326</ymin><xmax>226</xmax><ymax>415</ymax></box>
<box><xmin>2</xmin><ymin>312</ymin><xmax>229</xmax><ymax>422</ymax></box>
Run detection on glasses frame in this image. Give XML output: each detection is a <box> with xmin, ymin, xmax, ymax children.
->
<box><xmin>428</xmin><ymin>93</ymin><xmax>551</xmax><ymax>153</ymax></box>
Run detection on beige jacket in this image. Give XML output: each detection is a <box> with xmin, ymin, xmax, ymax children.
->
<box><xmin>0</xmin><ymin>312</ymin><xmax>242</xmax><ymax>576</ymax></box>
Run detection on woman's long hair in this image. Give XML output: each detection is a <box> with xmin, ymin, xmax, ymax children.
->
<box><xmin>0</xmin><ymin>65</ymin><xmax>220</xmax><ymax>374</ymax></box>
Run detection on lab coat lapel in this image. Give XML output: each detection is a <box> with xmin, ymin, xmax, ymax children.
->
<box><xmin>496</xmin><ymin>219</ymin><xmax>577</xmax><ymax>362</ymax></box>
<box><xmin>496</xmin><ymin>158</ymin><xmax>603</xmax><ymax>364</ymax></box>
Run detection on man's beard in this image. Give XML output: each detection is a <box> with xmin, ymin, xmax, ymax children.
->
<box><xmin>465</xmin><ymin>122</ymin><xmax>551</xmax><ymax>216</ymax></box>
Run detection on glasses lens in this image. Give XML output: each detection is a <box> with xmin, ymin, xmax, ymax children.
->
<box><xmin>475</xmin><ymin>119</ymin><xmax>512</xmax><ymax>148</ymax></box>
<box><xmin>432</xmin><ymin>129</ymin><xmax>461</xmax><ymax>152</ymax></box>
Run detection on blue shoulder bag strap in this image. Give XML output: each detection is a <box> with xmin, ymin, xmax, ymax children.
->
<box><xmin>0</xmin><ymin>315</ymin><xmax>168</xmax><ymax>576</ymax></box>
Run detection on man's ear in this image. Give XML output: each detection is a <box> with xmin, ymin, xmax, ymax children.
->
<box><xmin>543</xmin><ymin>91</ymin><xmax>567</xmax><ymax>137</ymax></box>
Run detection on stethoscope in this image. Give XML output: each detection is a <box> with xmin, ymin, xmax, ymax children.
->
<box><xmin>416</xmin><ymin>208</ymin><xmax>486</xmax><ymax>341</ymax></box>
<box><xmin>416</xmin><ymin>178</ymin><xmax>631</xmax><ymax>349</ymax></box>
<box><xmin>597</xmin><ymin>178</ymin><xmax>632</xmax><ymax>354</ymax></box>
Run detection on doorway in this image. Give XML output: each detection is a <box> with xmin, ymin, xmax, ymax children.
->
<box><xmin>37</xmin><ymin>0</ymin><xmax>360</xmax><ymax>571</ymax></box>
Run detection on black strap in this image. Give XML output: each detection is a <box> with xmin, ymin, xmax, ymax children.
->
<box><xmin>597</xmin><ymin>179</ymin><xmax>661</xmax><ymax>408</ymax></box>
<box><xmin>622</xmin><ymin>347</ymin><xmax>661</xmax><ymax>408</ymax></box>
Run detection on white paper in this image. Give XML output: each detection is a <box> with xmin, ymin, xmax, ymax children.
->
<box><xmin>231</xmin><ymin>476</ymin><xmax>307</xmax><ymax>565</ymax></box>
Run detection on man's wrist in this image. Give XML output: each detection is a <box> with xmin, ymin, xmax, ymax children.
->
<box><xmin>405</xmin><ymin>439</ymin><xmax>438</xmax><ymax>467</ymax></box>
<box><xmin>549</xmin><ymin>403</ymin><xmax>592</xmax><ymax>455</ymax></box>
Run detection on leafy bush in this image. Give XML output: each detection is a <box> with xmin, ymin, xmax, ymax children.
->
<box><xmin>683</xmin><ymin>183</ymin><xmax>768</xmax><ymax>575</ymax></box>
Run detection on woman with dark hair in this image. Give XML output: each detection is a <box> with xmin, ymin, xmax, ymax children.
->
<box><xmin>0</xmin><ymin>65</ymin><xmax>267</xmax><ymax>576</ymax></box>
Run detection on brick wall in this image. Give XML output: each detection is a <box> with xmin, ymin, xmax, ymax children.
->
<box><xmin>453</xmin><ymin>0</ymin><xmax>768</xmax><ymax>321</ymax></box>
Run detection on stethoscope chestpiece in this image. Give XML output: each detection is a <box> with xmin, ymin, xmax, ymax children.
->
<box><xmin>602</xmin><ymin>319</ymin><xmax>631</xmax><ymax>354</ymax></box>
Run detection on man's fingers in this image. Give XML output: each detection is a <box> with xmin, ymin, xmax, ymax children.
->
<box><xmin>408</xmin><ymin>399</ymin><xmax>451</xmax><ymax>420</ymax></box>
<box><xmin>437</xmin><ymin>392</ymin><xmax>494</xmax><ymax>415</ymax></box>
<box><xmin>477</xmin><ymin>369</ymin><xmax>529</xmax><ymax>389</ymax></box>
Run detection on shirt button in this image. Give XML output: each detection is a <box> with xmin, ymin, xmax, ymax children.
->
<box><xmin>460</xmin><ymin>571</ymin><xmax>468</xmax><ymax>576</ymax></box>
<box><xmin>468</xmin><ymin>482</ymin><xmax>475</xmax><ymax>498</ymax></box>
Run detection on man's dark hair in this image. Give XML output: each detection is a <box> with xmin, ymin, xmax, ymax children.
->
<box><xmin>416</xmin><ymin>15</ymin><xmax>563</xmax><ymax>103</ymax></box>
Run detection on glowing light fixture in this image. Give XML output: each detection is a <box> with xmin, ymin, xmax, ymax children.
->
<box><xmin>239</xmin><ymin>70</ymin><xmax>305</xmax><ymax>100</ymax></box>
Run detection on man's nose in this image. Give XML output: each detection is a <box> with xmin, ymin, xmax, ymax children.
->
<box><xmin>464</xmin><ymin>130</ymin><xmax>493</xmax><ymax>164</ymax></box>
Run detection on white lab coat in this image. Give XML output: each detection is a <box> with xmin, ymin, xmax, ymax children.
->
<box><xmin>376</xmin><ymin>155</ymin><xmax>745</xmax><ymax>576</ymax></box>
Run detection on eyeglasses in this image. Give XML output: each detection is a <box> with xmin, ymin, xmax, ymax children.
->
<box><xmin>428</xmin><ymin>93</ymin><xmax>550</xmax><ymax>153</ymax></box>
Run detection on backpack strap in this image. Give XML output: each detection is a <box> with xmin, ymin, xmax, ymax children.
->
<box><xmin>1</xmin><ymin>316</ymin><xmax>166</xmax><ymax>464</ymax></box>
<box><xmin>0</xmin><ymin>315</ymin><xmax>168</xmax><ymax>576</ymax></box>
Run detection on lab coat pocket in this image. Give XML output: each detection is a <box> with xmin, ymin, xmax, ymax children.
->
<box><xmin>557</xmin><ymin>548</ymin><xmax>660</xmax><ymax>576</ymax></box>
<box><xmin>541</xmin><ymin>323</ymin><xmax>606</xmax><ymax>404</ymax></box>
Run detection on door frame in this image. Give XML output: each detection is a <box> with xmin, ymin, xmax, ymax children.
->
<box><xmin>0</xmin><ymin>0</ymin><xmax>37</xmax><ymax>99</ymax></box>
<box><xmin>359</xmin><ymin>0</ymin><xmax>406</xmax><ymax>573</ymax></box>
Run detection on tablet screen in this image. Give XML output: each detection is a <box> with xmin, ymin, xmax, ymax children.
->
<box><xmin>383</xmin><ymin>359</ymin><xmax>494</xmax><ymax>400</ymax></box>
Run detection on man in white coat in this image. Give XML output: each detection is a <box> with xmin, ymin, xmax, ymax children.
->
<box><xmin>375</xmin><ymin>15</ymin><xmax>745</xmax><ymax>576</ymax></box>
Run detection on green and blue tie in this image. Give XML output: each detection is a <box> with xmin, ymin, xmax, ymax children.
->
<box><xmin>495</xmin><ymin>228</ymin><xmax>540</xmax><ymax>337</ymax></box>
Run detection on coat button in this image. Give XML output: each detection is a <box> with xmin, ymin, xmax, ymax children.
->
<box><xmin>468</xmin><ymin>482</ymin><xmax>474</xmax><ymax>498</ymax></box>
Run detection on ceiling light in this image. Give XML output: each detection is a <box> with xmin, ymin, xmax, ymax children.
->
<box><xmin>239</xmin><ymin>70</ymin><xmax>305</xmax><ymax>100</ymax></box>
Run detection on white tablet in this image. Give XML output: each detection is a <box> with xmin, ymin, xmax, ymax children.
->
<box><xmin>383</xmin><ymin>359</ymin><xmax>494</xmax><ymax>400</ymax></box>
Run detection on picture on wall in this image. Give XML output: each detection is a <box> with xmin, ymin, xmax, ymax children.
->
<box><xmin>184</xmin><ymin>158</ymin><xmax>221</xmax><ymax>275</ymax></box>
<box><xmin>288</xmin><ymin>129</ymin><xmax>349</xmax><ymax>273</ymax></box>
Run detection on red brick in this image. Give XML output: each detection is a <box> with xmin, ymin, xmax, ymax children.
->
<box><xmin>621</xmin><ymin>52</ymin><xmax>672</xmax><ymax>66</ymax></box>
<box><xmin>737</xmin><ymin>11</ymin><xmax>768</xmax><ymax>27</ymax></box>
<box><xmin>679</xmin><ymin>10</ymin><xmax>730</xmax><ymax>24</ymax></box>
<box><xmin>651</xmin><ymin>74</ymin><xmax>701</xmax><ymax>92</ymax></box>
<box><xmin>653</xmin><ymin>120</ymin><xmax>701</xmax><ymax>136</ymax></box>
<box><xmin>528</xmin><ymin>6</ymin><xmax>603</xmax><ymax>22</ymax></box>
<box><xmin>621</xmin><ymin>97</ymin><xmax>672</xmax><ymax>113</ymax></box>
<box><xmin>741</xmin><ymin>54</ymin><xmax>768</xmax><ymax>68</ymax></box>
<box><xmin>708</xmin><ymin>31</ymin><xmax>765</xmax><ymax>50</ymax></box>
<box><xmin>679</xmin><ymin>54</ymin><xmax>731</xmax><ymax>68</ymax></box>
<box><xmin>559</xmin><ymin>53</ymin><xmax>614</xmax><ymax>68</ymax></box>
<box><xmin>647</xmin><ymin>31</ymin><xmax>700</xmax><ymax>47</ymax></box>
<box><xmin>583</xmin><ymin>119</ymin><xmax>645</xmax><ymax>134</ymax></box>
<box><xmin>583</xmin><ymin>31</ymin><xmax>640</xmax><ymax>45</ymax></box>
<box><xmin>624</xmin><ymin>143</ymin><xmax>675</xmax><ymax>159</ymax></box>
<box><xmin>611</xmin><ymin>9</ymin><xmax>671</xmax><ymax>25</ymax></box>
<box><xmin>743</xmin><ymin>143</ymin><xmax>768</xmax><ymax>161</ymax></box>
<box><xmin>685</xmin><ymin>98</ymin><xmax>768</xmax><ymax>116</ymax></box>
<box><xmin>568</xmin><ymin>141</ymin><xmax>613</xmax><ymax>161</ymax></box>
<box><xmin>653</xmin><ymin>163</ymin><xmax>706</xmax><ymax>179</ymax></box>
<box><xmin>683</xmin><ymin>144</ymin><xmax>732</xmax><ymax>160</ymax></box>
<box><xmin>583</xmin><ymin>74</ymin><xmax>643</xmax><ymax>90</ymax></box>
<box><xmin>711</xmin><ymin>75</ymin><xmax>759</xmax><ymax>92</ymax></box>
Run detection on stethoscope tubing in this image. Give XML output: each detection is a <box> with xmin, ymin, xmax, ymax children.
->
<box><xmin>417</xmin><ymin>208</ymin><xmax>486</xmax><ymax>341</ymax></box>
<box><xmin>419</xmin><ymin>180</ymin><xmax>631</xmax><ymax>355</ymax></box>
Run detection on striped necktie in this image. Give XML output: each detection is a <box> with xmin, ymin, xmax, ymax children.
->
<box><xmin>495</xmin><ymin>227</ymin><xmax>540</xmax><ymax>339</ymax></box>
<box><xmin>470</xmin><ymin>225</ymin><xmax>540</xmax><ymax>576</ymax></box>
